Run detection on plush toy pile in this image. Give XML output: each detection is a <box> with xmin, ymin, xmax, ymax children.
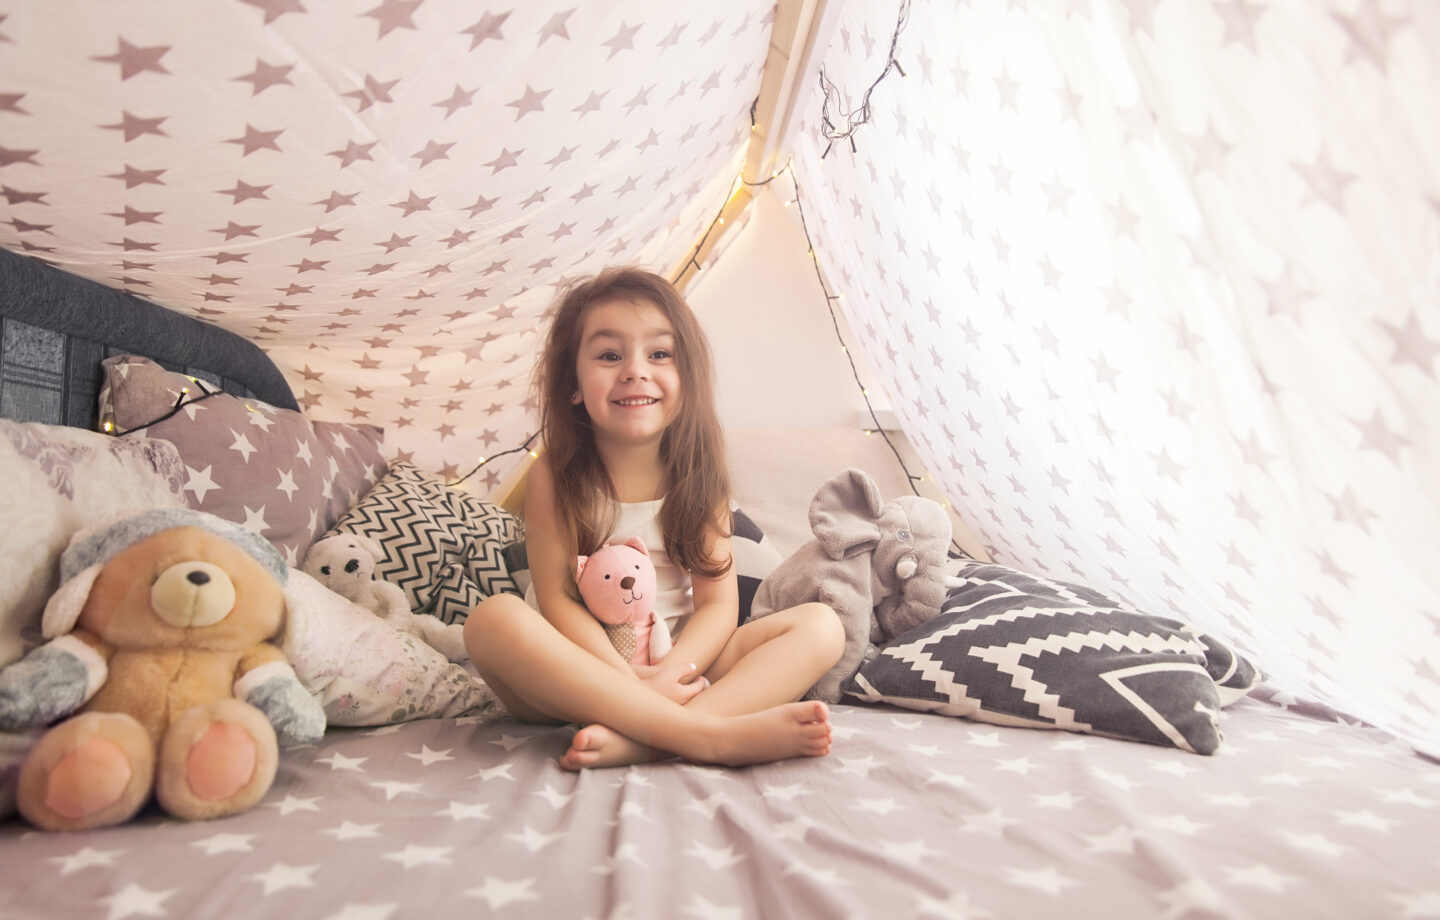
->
<box><xmin>0</xmin><ymin>509</ymin><xmax>325</xmax><ymax>831</ymax></box>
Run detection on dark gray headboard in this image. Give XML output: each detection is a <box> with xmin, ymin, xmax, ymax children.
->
<box><xmin>0</xmin><ymin>247</ymin><xmax>297</xmax><ymax>429</ymax></box>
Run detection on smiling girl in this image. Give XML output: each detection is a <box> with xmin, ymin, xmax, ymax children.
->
<box><xmin>463</xmin><ymin>267</ymin><xmax>844</xmax><ymax>769</ymax></box>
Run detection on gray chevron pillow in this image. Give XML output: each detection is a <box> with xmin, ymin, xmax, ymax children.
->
<box><xmin>326</xmin><ymin>462</ymin><xmax>523</xmax><ymax>626</ymax></box>
<box><xmin>843</xmin><ymin>561</ymin><xmax>1260</xmax><ymax>755</ymax></box>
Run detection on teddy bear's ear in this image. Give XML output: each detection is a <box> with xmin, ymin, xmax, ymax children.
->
<box><xmin>575</xmin><ymin>555</ymin><xmax>589</xmax><ymax>580</ymax></box>
<box><xmin>41</xmin><ymin>563</ymin><xmax>103</xmax><ymax>639</ymax></box>
<box><xmin>622</xmin><ymin>537</ymin><xmax>649</xmax><ymax>557</ymax></box>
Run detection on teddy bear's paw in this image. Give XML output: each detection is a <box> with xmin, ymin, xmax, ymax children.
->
<box><xmin>155</xmin><ymin>699</ymin><xmax>278</xmax><ymax>821</ymax></box>
<box><xmin>17</xmin><ymin>711</ymin><xmax>155</xmax><ymax>832</ymax></box>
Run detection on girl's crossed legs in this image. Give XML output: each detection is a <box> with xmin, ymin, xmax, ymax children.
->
<box><xmin>463</xmin><ymin>595</ymin><xmax>845</xmax><ymax>769</ymax></box>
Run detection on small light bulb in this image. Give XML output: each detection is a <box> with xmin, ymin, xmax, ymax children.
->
<box><xmin>103</xmin><ymin>421</ymin><xmax>113</xmax><ymax>433</ymax></box>
<box><xmin>841</xmin><ymin>345</ymin><xmax>848</xmax><ymax>353</ymax></box>
<box><xmin>718</xmin><ymin>217</ymin><xmax>725</xmax><ymax>225</ymax></box>
<box><xmin>529</xmin><ymin>450</ymin><xmax>539</xmax><ymax>458</ymax></box>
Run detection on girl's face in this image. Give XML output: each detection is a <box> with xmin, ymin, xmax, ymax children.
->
<box><xmin>573</xmin><ymin>297</ymin><xmax>682</xmax><ymax>448</ymax></box>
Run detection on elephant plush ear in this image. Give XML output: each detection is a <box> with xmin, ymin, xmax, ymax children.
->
<box><xmin>809</xmin><ymin>468</ymin><xmax>884</xmax><ymax>560</ymax></box>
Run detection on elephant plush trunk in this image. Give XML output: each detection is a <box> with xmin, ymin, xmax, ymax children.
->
<box><xmin>895</xmin><ymin>554</ymin><xmax>918</xmax><ymax>580</ymax></box>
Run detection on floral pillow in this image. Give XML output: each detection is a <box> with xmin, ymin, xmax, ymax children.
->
<box><xmin>282</xmin><ymin>568</ymin><xmax>499</xmax><ymax>726</ymax></box>
<box><xmin>0</xmin><ymin>418</ymin><xmax>187</xmax><ymax>668</ymax></box>
<box><xmin>99</xmin><ymin>355</ymin><xmax>387</xmax><ymax>564</ymax></box>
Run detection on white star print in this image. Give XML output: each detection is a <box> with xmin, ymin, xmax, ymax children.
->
<box><xmin>507</xmin><ymin>825</ymin><xmax>563</xmax><ymax>852</ymax></box>
<box><xmin>439</xmin><ymin>800</ymin><xmax>491</xmax><ymax>820</ymax></box>
<box><xmin>267</xmin><ymin>794</ymin><xmax>322</xmax><ymax>815</ymax></box>
<box><xmin>316</xmin><ymin>751</ymin><xmax>368</xmax><ymax>771</ymax></box>
<box><xmin>323</xmin><ymin>821</ymin><xmax>382</xmax><ymax>841</ymax></box>
<box><xmin>100</xmin><ymin>882</ymin><xmax>175</xmax><ymax>920</ymax></box>
<box><xmin>1336</xmin><ymin>808</ymin><xmax>1396</xmax><ymax>832</ymax></box>
<box><xmin>250</xmin><ymin>863</ymin><xmax>318</xmax><ymax>895</ymax></box>
<box><xmin>1279</xmin><ymin>830</ymin><xmax>1348</xmax><ymax>858</ymax></box>
<box><xmin>878</xmin><ymin>839</ymin><xmax>938</xmax><ymax>862</ymax></box>
<box><xmin>191</xmin><ymin>833</ymin><xmax>254</xmax><ymax>855</ymax></box>
<box><xmin>228</xmin><ymin>429</ymin><xmax>257</xmax><ymax>461</ymax></box>
<box><xmin>369</xmin><ymin>780</ymin><xmax>422</xmax><ymax>800</ymax></box>
<box><xmin>835</xmin><ymin>754</ymin><xmax>880</xmax><ymax>777</ymax></box>
<box><xmin>469</xmin><ymin>764</ymin><xmax>514</xmax><ymax>781</ymax></box>
<box><xmin>1032</xmin><ymin>791</ymin><xmax>1080</xmax><ymax>810</ymax></box>
<box><xmin>925</xmin><ymin>769</ymin><xmax>968</xmax><ymax>788</ymax></box>
<box><xmin>965</xmin><ymin>729</ymin><xmax>1008</xmax><ymax>748</ymax></box>
<box><xmin>183</xmin><ymin>464</ymin><xmax>221</xmax><ymax>502</ymax></box>
<box><xmin>51</xmin><ymin>845</ymin><xmax>123</xmax><ymax>875</ymax></box>
<box><xmin>406</xmin><ymin>744</ymin><xmax>454</xmax><ymax>766</ymax></box>
<box><xmin>276</xmin><ymin>468</ymin><xmax>299</xmax><ymax>499</ymax></box>
<box><xmin>383</xmin><ymin>844</ymin><xmax>452</xmax><ymax>869</ymax></box>
<box><xmin>995</xmin><ymin>756</ymin><xmax>1037</xmax><ymax>775</ymax></box>
<box><xmin>1005</xmin><ymin>865</ymin><xmax>1078</xmax><ymax>896</ymax></box>
<box><xmin>241</xmin><ymin>504</ymin><xmax>269</xmax><ymax>532</ymax></box>
<box><xmin>1083</xmin><ymin>824</ymin><xmax>1138</xmax><ymax>855</ymax></box>
<box><xmin>854</xmin><ymin>796</ymin><xmax>902</xmax><ymax>815</ymax></box>
<box><xmin>536</xmin><ymin>782</ymin><xmax>575</xmax><ymax>808</ymax></box>
<box><xmin>1150</xmin><ymin>814</ymin><xmax>1207</xmax><ymax>836</ymax></box>
<box><xmin>686</xmin><ymin>841</ymin><xmax>743</xmax><ymax>870</ymax></box>
<box><xmin>490</xmin><ymin>733</ymin><xmax>532</xmax><ymax>751</ymax></box>
<box><xmin>760</xmin><ymin>782</ymin><xmax>809</xmax><ymax>802</ymax></box>
<box><xmin>465</xmin><ymin>877</ymin><xmax>540</xmax><ymax>910</ymax></box>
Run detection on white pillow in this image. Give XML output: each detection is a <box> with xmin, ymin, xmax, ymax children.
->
<box><xmin>282</xmin><ymin>568</ymin><xmax>499</xmax><ymax>726</ymax></box>
<box><xmin>0</xmin><ymin>420</ymin><xmax>187</xmax><ymax>667</ymax></box>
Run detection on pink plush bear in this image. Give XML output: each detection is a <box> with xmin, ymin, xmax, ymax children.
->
<box><xmin>575</xmin><ymin>537</ymin><xmax>672</xmax><ymax>667</ymax></box>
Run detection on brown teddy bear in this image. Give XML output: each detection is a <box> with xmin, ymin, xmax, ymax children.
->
<box><xmin>0</xmin><ymin>508</ymin><xmax>325</xmax><ymax>831</ymax></box>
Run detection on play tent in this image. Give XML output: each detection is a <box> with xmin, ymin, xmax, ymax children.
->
<box><xmin>1</xmin><ymin>0</ymin><xmax>1438</xmax><ymax>914</ymax></box>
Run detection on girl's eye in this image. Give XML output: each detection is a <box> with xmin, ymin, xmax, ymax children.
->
<box><xmin>650</xmin><ymin>349</ymin><xmax>672</xmax><ymax>361</ymax></box>
<box><xmin>599</xmin><ymin>351</ymin><xmax>621</xmax><ymax>362</ymax></box>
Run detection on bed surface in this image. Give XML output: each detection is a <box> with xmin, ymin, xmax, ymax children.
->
<box><xmin>2</xmin><ymin>691</ymin><xmax>1435</xmax><ymax>919</ymax></box>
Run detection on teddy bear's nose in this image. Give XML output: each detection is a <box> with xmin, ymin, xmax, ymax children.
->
<box><xmin>187</xmin><ymin>570</ymin><xmax>211</xmax><ymax>586</ymax></box>
<box><xmin>620</xmin><ymin>576</ymin><xmax>635</xmax><ymax>590</ymax></box>
<box><xmin>345</xmin><ymin>559</ymin><xmax>361</xmax><ymax>573</ymax></box>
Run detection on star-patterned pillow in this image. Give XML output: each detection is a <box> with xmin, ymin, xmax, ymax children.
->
<box><xmin>843</xmin><ymin>561</ymin><xmax>1260</xmax><ymax>754</ymax></box>
<box><xmin>325</xmin><ymin>462</ymin><xmax>524</xmax><ymax>627</ymax></box>
<box><xmin>98</xmin><ymin>355</ymin><xmax>387</xmax><ymax>565</ymax></box>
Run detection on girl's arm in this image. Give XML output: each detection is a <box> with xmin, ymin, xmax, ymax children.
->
<box><xmin>662</xmin><ymin>513</ymin><xmax>741</xmax><ymax>678</ymax></box>
<box><xmin>523</xmin><ymin>457</ymin><xmax>634</xmax><ymax>673</ymax></box>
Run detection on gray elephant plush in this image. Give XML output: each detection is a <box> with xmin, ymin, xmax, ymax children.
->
<box><xmin>749</xmin><ymin>468</ymin><xmax>960</xmax><ymax>703</ymax></box>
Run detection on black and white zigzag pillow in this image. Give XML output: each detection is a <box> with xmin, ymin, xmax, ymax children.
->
<box><xmin>843</xmin><ymin>561</ymin><xmax>1259</xmax><ymax>754</ymax></box>
<box><xmin>327</xmin><ymin>462</ymin><xmax>524</xmax><ymax>626</ymax></box>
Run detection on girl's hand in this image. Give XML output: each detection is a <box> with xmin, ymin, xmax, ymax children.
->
<box><xmin>633</xmin><ymin>660</ymin><xmax>709</xmax><ymax>704</ymax></box>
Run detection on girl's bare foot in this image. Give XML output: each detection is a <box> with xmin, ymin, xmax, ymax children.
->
<box><xmin>559</xmin><ymin>724</ymin><xmax>660</xmax><ymax>770</ymax></box>
<box><xmin>557</xmin><ymin>700</ymin><xmax>834</xmax><ymax>770</ymax></box>
<box><xmin>708</xmin><ymin>700</ymin><xmax>832</xmax><ymax>767</ymax></box>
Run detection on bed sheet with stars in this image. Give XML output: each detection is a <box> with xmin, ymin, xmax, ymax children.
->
<box><xmin>2</xmin><ymin>690</ymin><xmax>1437</xmax><ymax>920</ymax></box>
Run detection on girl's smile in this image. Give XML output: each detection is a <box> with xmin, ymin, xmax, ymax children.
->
<box><xmin>574</xmin><ymin>298</ymin><xmax>681</xmax><ymax>445</ymax></box>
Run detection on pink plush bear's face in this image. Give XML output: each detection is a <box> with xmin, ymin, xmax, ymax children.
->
<box><xmin>575</xmin><ymin>537</ymin><xmax>657</xmax><ymax>626</ymax></box>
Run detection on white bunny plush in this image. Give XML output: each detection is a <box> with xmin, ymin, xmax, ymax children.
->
<box><xmin>303</xmin><ymin>534</ymin><xmax>469</xmax><ymax>663</ymax></box>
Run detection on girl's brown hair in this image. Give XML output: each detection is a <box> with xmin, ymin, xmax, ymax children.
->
<box><xmin>534</xmin><ymin>266</ymin><xmax>732</xmax><ymax>578</ymax></box>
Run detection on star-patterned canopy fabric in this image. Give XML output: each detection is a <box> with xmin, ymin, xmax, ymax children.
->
<box><xmin>789</xmin><ymin>0</ymin><xmax>1440</xmax><ymax>756</ymax></box>
<box><xmin>0</xmin><ymin>0</ymin><xmax>774</xmax><ymax>489</ymax></box>
<box><xmin>3</xmin><ymin>0</ymin><xmax>1439</xmax><ymax>763</ymax></box>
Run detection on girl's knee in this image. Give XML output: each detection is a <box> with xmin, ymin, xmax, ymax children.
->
<box><xmin>796</xmin><ymin>602</ymin><xmax>846</xmax><ymax>661</ymax></box>
<box><xmin>463</xmin><ymin>593</ymin><xmax>533</xmax><ymax>654</ymax></box>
